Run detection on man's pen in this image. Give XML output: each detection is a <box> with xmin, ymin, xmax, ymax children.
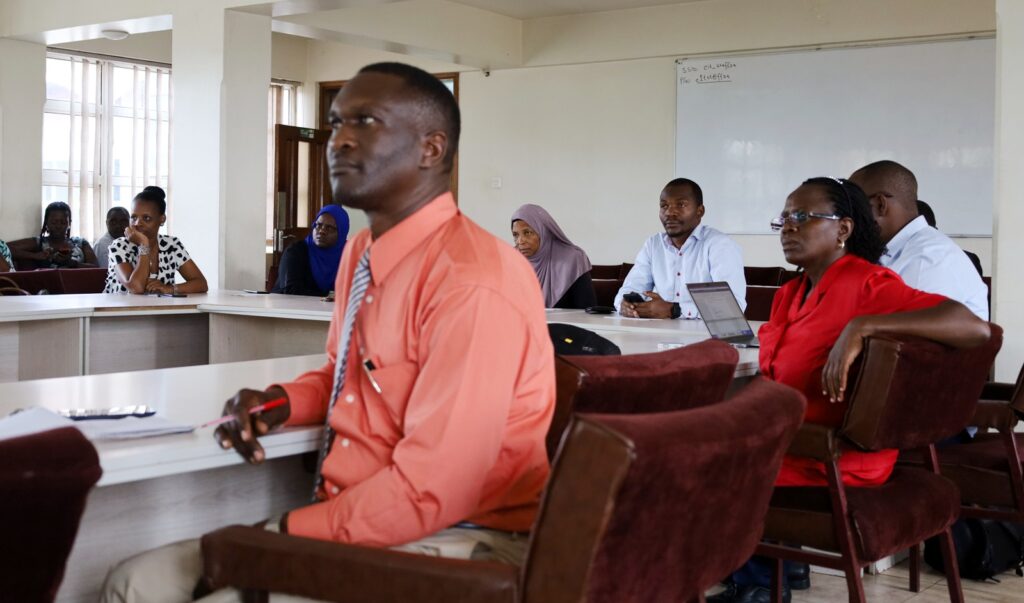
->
<box><xmin>198</xmin><ymin>397</ymin><xmax>287</xmax><ymax>430</ymax></box>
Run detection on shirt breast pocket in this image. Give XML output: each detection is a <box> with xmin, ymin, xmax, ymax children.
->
<box><xmin>361</xmin><ymin>360</ymin><xmax>418</xmax><ymax>431</ymax></box>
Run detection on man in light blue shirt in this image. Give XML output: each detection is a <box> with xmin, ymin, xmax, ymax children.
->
<box><xmin>616</xmin><ymin>178</ymin><xmax>746</xmax><ymax>319</ymax></box>
<box><xmin>850</xmin><ymin>161</ymin><xmax>989</xmax><ymax>320</ymax></box>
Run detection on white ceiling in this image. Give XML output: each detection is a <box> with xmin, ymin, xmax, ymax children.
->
<box><xmin>450</xmin><ymin>0</ymin><xmax>706</xmax><ymax>20</ymax></box>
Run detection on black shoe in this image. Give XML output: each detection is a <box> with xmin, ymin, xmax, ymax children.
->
<box><xmin>787</xmin><ymin>562</ymin><xmax>811</xmax><ymax>590</ymax></box>
<box><xmin>707</xmin><ymin>583</ymin><xmax>792</xmax><ymax>603</ymax></box>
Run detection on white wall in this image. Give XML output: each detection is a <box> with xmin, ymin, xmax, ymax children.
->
<box><xmin>302</xmin><ymin>38</ymin><xmax>467</xmax><ymax>234</ymax></box>
<box><xmin>0</xmin><ymin>39</ymin><xmax>45</xmax><ymax>241</ymax></box>
<box><xmin>994</xmin><ymin>0</ymin><xmax>1024</xmax><ymax>378</ymax></box>
<box><xmin>55</xmin><ymin>31</ymin><xmax>172</xmax><ymax>63</ymax></box>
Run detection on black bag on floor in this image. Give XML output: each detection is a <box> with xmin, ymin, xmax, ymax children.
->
<box><xmin>924</xmin><ymin>518</ymin><xmax>1024</xmax><ymax>581</ymax></box>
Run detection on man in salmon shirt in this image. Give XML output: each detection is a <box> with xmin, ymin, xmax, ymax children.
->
<box><xmin>102</xmin><ymin>63</ymin><xmax>556</xmax><ymax>602</ymax></box>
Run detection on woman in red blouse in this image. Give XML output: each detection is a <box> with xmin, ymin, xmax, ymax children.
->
<box><xmin>711</xmin><ymin>177</ymin><xmax>989</xmax><ymax>603</ymax></box>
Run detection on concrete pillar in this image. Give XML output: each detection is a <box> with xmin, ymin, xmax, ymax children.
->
<box><xmin>171</xmin><ymin>6</ymin><xmax>269</xmax><ymax>290</ymax></box>
<box><xmin>0</xmin><ymin>39</ymin><xmax>46</xmax><ymax>241</ymax></box>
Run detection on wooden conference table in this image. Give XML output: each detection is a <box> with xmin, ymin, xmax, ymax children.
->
<box><xmin>0</xmin><ymin>355</ymin><xmax>326</xmax><ymax>603</ymax></box>
<box><xmin>0</xmin><ymin>291</ymin><xmax>334</xmax><ymax>382</ymax></box>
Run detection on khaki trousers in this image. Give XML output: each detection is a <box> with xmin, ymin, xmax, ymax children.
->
<box><xmin>99</xmin><ymin>526</ymin><xmax>527</xmax><ymax>603</ymax></box>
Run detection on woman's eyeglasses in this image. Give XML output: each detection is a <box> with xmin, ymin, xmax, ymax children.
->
<box><xmin>770</xmin><ymin>211</ymin><xmax>841</xmax><ymax>231</ymax></box>
<box><xmin>313</xmin><ymin>222</ymin><xmax>338</xmax><ymax>233</ymax></box>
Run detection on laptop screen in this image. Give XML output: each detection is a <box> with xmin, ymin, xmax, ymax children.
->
<box><xmin>687</xmin><ymin>282</ymin><xmax>755</xmax><ymax>339</ymax></box>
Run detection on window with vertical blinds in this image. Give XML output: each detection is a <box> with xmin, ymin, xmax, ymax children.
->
<box><xmin>42</xmin><ymin>51</ymin><xmax>171</xmax><ymax>242</ymax></box>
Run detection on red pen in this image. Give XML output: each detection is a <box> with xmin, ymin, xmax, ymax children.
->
<box><xmin>198</xmin><ymin>397</ymin><xmax>288</xmax><ymax>430</ymax></box>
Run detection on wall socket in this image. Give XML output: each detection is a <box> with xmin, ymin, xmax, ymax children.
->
<box><xmin>490</xmin><ymin>177</ymin><xmax>502</xmax><ymax>189</ymax></box>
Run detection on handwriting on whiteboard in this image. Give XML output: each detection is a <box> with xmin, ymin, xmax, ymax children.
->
<box><xmin>679</xmin><ymin>61</ymin><xmax>737</xmax><ymax>85</ymax></box>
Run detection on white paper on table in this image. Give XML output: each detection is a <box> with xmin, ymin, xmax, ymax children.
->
<box><xmin>0</xmin><ymin>407</ymin><xmax>76</xmax><ymax>441</ymax></box>
<box><xmin>74</xmin><ymin>415</ymin><xmax>195</xmax><ymax>440</ymax></box>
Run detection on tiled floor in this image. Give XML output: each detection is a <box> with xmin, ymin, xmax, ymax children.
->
<box><xmin>794</xmin><ymin>561</ymin><xmax>1023</xmax><ymax>602</ymax></box>
<box><xmin>708</xmin><ymin>561</ymin><xmax>1024</xmax><ymax>602</ymax></box>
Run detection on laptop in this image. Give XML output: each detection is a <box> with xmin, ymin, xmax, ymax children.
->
<box><xmin>686</xmin><ymin>282</ymin><xmax>759</xmax><ymax>348</ymax></box>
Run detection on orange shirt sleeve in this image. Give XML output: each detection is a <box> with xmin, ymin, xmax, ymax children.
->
<box><xmin>287</xmin><ymin>285</ymin><xmax>545</xmax><ymax>546</ymax></box>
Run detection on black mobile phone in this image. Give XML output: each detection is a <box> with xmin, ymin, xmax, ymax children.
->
<box><xmin>58</xmin><ymin>405</ymin><xmax>156</xmax><ymax>420</ymax></box>
<box><xmin>243</xmin><ymin>289</ymin><xmax>270</xmax><ymax>294</ymax></box>
<box><xmin>623</xmin><ymin>292</ymin><xmax>645</xmax><ymax>304</ymax></box>
<box><xmin>585</xmin><ymin>305</ymin><xmax>616</xmax><ymax>315</ymax></box>
<box><xmin>158</xmin><ymin>292</ymin><xmax>187</xmax><ymax>298</ymax></box>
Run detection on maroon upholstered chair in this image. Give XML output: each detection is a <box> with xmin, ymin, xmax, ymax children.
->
<box><xmin>0</xmin><ymin>427</ymin><xmax>102</xmax><ymax>602</ymax></box>
<box><xmin>902</xmin><ymin>360</ymin><xmax>1024</xmax><ymax>523</ymax></box>
<box><xmin>744</xmin><ymin>286</ymin><xmax>779</xmax><ymax>321</ymax></box>
<box><xmin>2</xmin><ymin>268</ymin><xmax>64</xmax><ymax>294</ymax></box>
<box><xmin>588</xmin><ymin>264</ymin><xmax>621</xmax><ymax>280</ymax></box>
<box><xmin>590</xmin><ymin>278</ymin><xmax>619</xmax><ymax>307</ymax></box>
<box><xmin>0</xmin><ymin>276</ymin><xmax>29</xmax><ymax>295</ymax></box>
<box><xmin>744</xmin><ymin>266</ymin><xmax>784</xmax><ymax>286</ymax></box>
<box><xmin>757</xmin><ymin>327</ymin><xmax>1003</xmax><ymax>603</ymax></box>
<box><xmin>201</xmin><ymin>378</ymin><xmax>805</xmax><ymax>603</ymax></box>
<box><xmin>58</xmin><ymin>267</ymin><xmax>109</xmax><ymax>293</ymax></box>
<box><xmin>549</xmin><ymin>339</ymin><xmax>739</xmax><ymax>459</ymax></box>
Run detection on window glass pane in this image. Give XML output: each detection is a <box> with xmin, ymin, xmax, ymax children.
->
<box><xmin>112</xmin><ymin>66</ymin><xmax>134</xmax><ymax>109</ymax></box>
<box><xmin>43</xmin><ymin>113</ymin><xmax>71</xmax><ymax>171</ymax></box>
<box><xmin>42</xmin><ymin>185</ymin><xmax>69</xmax><ymax>204</ymax></box>
<box><xmin>111</xmin><ymin>116</ymin><xmax>133</xmax><ymax>179</ymax></box>
<box><xmin>46</xmin><ymin>58</ymin><xmax>72</xmax><ymax>101</ymax></box>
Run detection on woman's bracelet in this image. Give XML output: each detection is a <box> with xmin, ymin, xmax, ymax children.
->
<box><xmin>138</xmin><ymin>245</ymin><xmax>151</xmax><ymax>256</ymax></box>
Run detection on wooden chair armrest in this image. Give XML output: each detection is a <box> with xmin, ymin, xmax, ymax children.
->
<box><xmin>785</xmin><ymin>423</ymin><xmax>839</xmax><ymax>462</ymax></box>
<box><xmin>201</xmin><ymin>526</ymin><xmax>519</xmax><ymax>603</ymax></box>
<box><xmin>980</xmin><ymin>381</ymin><xmax>1016</xmax><ymax>402</ymax></box>
<box><xmin>970</xmin><ymin>400</ymin><xmax>1020</xmax><ymax>432</ymax></box>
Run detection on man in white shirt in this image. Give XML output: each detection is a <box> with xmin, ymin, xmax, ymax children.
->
<box><xmin>850</xmin><ymin>160</ymin><xmax>989</xmax><ymax>320</ymax></box>
<box><xmin>616</xmin><ymin>178</ymin><xmax>746</xmax><ymax>319</ymax></box>
<box><xmin>93</xmin><ymin>206</ymin><xmax>129</xmax><ymax>269</ymax></box>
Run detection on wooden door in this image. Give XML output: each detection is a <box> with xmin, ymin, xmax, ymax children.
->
<box><xmin>267</xmin><ymin>124</ymin><xmax>331</xmax><ymax>290</ymax></box>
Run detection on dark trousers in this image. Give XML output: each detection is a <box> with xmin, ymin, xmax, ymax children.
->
<box><xmin>731</xmin><ymin>556</ymin><xmax>796</xmax><ymax>588</ymax></box>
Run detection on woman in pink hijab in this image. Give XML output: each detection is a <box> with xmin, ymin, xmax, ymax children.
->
<box><xmin>511</xmin><ymin>204</ymin><xmax>597</xmax><ymax>309</ymax></box>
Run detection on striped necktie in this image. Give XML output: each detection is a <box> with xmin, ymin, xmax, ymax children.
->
<box><xmin>312</xmin><ymin>248</ymin><xmax>372</xmax><ymax>501</ymax></box>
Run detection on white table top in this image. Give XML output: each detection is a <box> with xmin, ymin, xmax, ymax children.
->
<box><xmin>0</xmin><ymin>354</ymin><xmax>326</xmax><ymax>486</ymax></box>
<box><xmin>0</xmin><ymin>290</ymin><xmax>336</xmax><ymax>322</ymax></box>
<box><xmin>546</xmin><ymin>309</ymin><xmax>763</xmax><ymax>375</ymax></box>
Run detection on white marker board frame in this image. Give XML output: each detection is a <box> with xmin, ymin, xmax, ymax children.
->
<box><xmin>675</xmin><ymin>38</ymin><xmax>994</xmax><ymax>236</ymax></box>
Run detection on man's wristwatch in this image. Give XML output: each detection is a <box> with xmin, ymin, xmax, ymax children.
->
<box><xmin>670</xmin><ymin>302</ymin><xmax>682</xmax><ymax>319</ymax></box>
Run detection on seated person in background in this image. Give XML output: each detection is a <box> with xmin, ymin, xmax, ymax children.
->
<box><xmin>9</xmin><ymin>202</ymin><xmax>98</xmax><ymax>269</ymax></box>
<box><xmin>271</xmin><ymin>205</ymin><xmax>349</xmax><ymax>297</ymax></box>
<box><xmin>0</xmin><ymin>240</ymin><xmax>13</xmax><ymax>272</ymax></box>
<box><xmin>616</xmin><ymin>177</ymin><xmax>745</xmax><ymax>319</ymax></box>
<box><xmin>93</xmin><ymin>206</ymin><xmax>129</xmax><ymax>270</ymax></box>
<box><xmin>917</xmin><ymin>199</ymin><xmax>984</xmax><ymax>277</ymax></box>
<box><xmin>511</xmin><ymin>203</ymin><xmax>597</xmax><ymax>309</ymax></box>
<box><xmin>711</xmin><ymin>177</ymin><xmax>989</xmax><ymax>603</ymax></box>
<box><xmin>849</xmin><ymin>160</ymin><xmax>988</xmax><ymax>319</ymax></box>
<box><xmin>103</xmin><ymin>186</ymin><xmax>208</xmax><ymax>295</ymax></box>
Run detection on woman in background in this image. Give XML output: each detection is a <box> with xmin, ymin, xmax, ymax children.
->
<box><xmin>711</xmin><ymin>178</ymin><xmax>990</xmax><ymax>603</ymax></box>
<box><xmin>272</xmin><ymin>205</ymin><xmax>349</xmax><ymax>297</ymax></box>
<box><xmin>511</xmin><ymin>204</ymin><xmax>596</xmax><ymax>309</ymax></box>
<box><xmin>9</xmin><ymin>202</ymin><xmax>98</xmax><ymax>269</ymax></box>
<box><xmin>0</xmin><ymin>240</ymin><xmax>13</xmax><ymax>272</ymax></box>
<box><xmin>104</xmin><ymin>186</ymin><xmax>207</xmax><ymax>295</ymax></box>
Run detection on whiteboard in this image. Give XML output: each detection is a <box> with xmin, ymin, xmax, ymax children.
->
<box><xmin>675</xmin><ymin>38</ymin><xmax>994</xmax><ymax>235</ymax></box>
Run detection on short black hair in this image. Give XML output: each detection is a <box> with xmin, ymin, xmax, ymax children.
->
<box><xmin>663</xmin><ymin>177</ymin><xmax>704</xmax><ymax>206</ymax></box>
<box><xmin>41</xmin><ymin>202</ymin><xmax>72</xmax><ymax>239</ymax></box>
<box><xmin>851</xmin><ymin>160</ymin><xmax>918</xmax><ymax>208</ymax></box>
<box><xmin>106</xmin><ymin>206</ymin><xmax>129</xmax><ymax>219</ymax></box>
<box><xmin>916</xmin><ymin>200</ymin><xmax>936</xmax><ymax>228</ymax></box>
<box><xmin>802</xmin><ymin>177</ymin><xmax>886</xmax><ymax>264</ymax></box>
<box><xmin>134</xmin><ymin>186</ymin><xmax>167</xmax><ymax>215</ymax></box>
<box><xmin>357</xmin><ymin>62</ymin><xmax>460</xmax><ymax>173</ymax></box>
